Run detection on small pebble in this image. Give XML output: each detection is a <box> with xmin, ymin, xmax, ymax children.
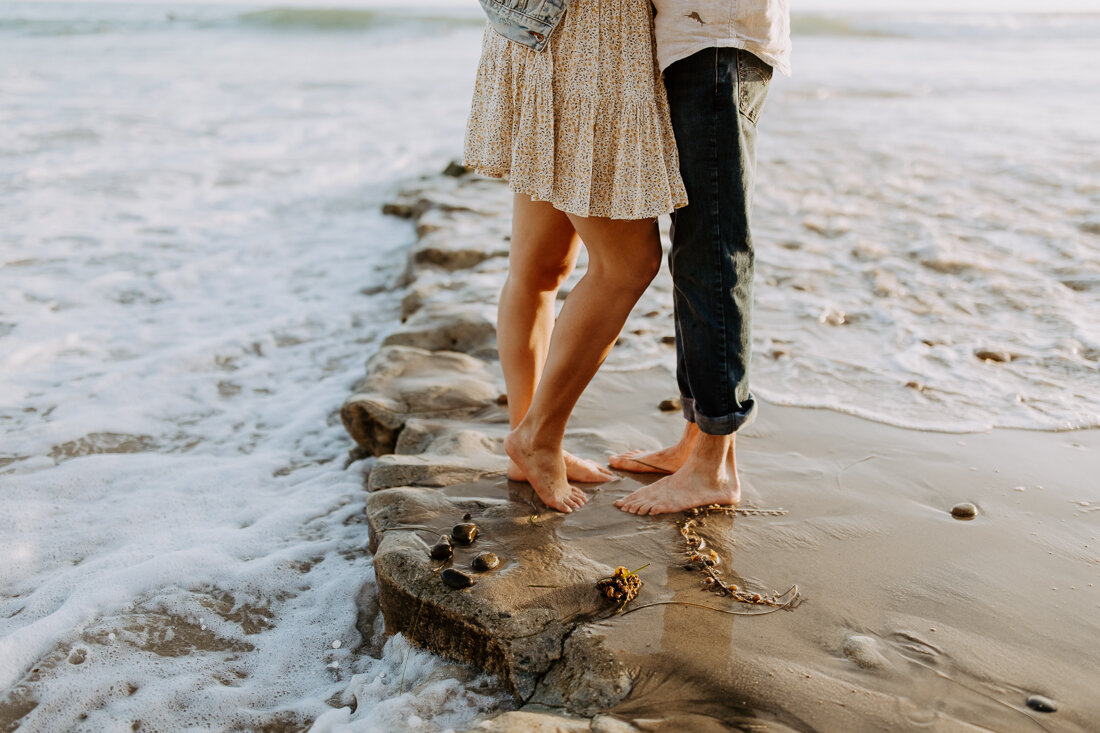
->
<box><xmin>441</xmin><ymin>568</ymin><xmax>475</xmax><ymax>589</ymax></box>
<box><xmin>452</xmin><ymin>523</ymin><xmax>479</xmax><ymax>545</ymax></box>
<box><xmin>658</xmin><ymin>398</ymin><xmax>681</xmax><ymax>412</ymax></box>
<box><xmin>472</xmin><ymin>552</ymin><xmax>500</xmax><ymax>571</ymax></box>
<box><xmin>332</xmin><ymin>640</ymin><xmax>341</xmax><ymax>649</ymax></box>
<box><xmin>951</xmin><ymin>502</ymin><xmax>978</xmax><ymax>520</ymax></box>
<box><xmin>1015</xmin><ymin>486</ymin><xmax>1026</xmax><ymax>492</ymax></box>
<box><xmin>429</xmin><ymin>535</ymin><xmax>453</xmax><ymax>560</ymax></box>
<box><xmin>975</xmin><ymin>348</ymin><xmax>1012</xmax><ymax>363</ymax></box>
<box><xmin>1026</xmin><ymin>695</ymin><xmax>1057</xmax><ymax>713</ymax></box>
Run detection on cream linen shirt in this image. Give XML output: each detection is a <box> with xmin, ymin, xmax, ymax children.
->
<box><xmin>652</xmin><ymin>0</ymin><xmax>792</xmax><ymax>76</ymax></box>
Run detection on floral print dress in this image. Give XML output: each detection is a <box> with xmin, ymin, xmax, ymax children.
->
<box><xmin>464</xmin><ymin>0</ymin><xmax>688</xmax><ymax>221</ymax></box>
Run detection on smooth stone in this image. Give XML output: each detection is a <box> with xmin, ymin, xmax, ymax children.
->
<box><xmin>951</xmin><ymin>502</ymin><xmax>978</xmax><ymax>519</ymax></box>
<box><xmin>452</xmin><ymin>522</ymin><xmax>479</xmax><ymax>545</ymax></box>
<box><xmin>429</xmin><ymin>536</ymin><xmax>453</xmax><ymax>561</ymax></box>
<box><xmin>472</xmin><ymin>552</ymin><xmax>500</xmax><ymax>571</ymax></box>
<box><xmin>1026</xmin><ymin>695</ymin><xmax>1057</xmax><ymax>713</ymax></box>
<box><xmin>974</xmin><ymin>348</ymin><xmax>1014</xmax><ymax>363</ymax></box>
<box><xmin>441</xmin><ymin>568</ymin><xmax>475</xmax><ymax>589</ymax></box>
<box><xmin>658</xmin><ymin>398</ymin><xmax>681</xmax><ymax>412</ymax></box>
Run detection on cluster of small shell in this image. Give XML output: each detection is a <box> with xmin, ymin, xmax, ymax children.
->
<box><xmin>687</xmin><ymin>504</ymin><xmax>789</xmax><ymax>518</ymax></box>
<box><xmin>428</xmin><ymin>514</ymin><xmax>502</xmax><ymax>590</ymax></box>
<box><xmin>679</xmin><ymin>511</ymin><xmax>789</xmax><ymax>606</ymax></box>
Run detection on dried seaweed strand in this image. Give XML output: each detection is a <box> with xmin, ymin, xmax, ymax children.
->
<box><xmin>679</xmin><ymin>510</ymin><xmax>799</xmax><ymax>608</ymax></box>
<box><xmin>618</xmin><ymin>590</ymin><xmax>800</xmax><ymax>618</ymax></box>
<box><xmin>686</xmin><ymin>503</ymin><xmax>788</xmax><ymax>518</ymax></box>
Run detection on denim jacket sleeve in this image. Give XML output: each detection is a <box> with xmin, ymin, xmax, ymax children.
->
<box><xmin>476</xmin><ymin>0</ymin><xmax>569</xmax><ymax>52</ymax></box>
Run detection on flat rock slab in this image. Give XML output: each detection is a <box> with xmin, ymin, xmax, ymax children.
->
<box><xmin>341</xmin><ymin>346</ymin><xmax>500</xmax><ymax>455</ymax></box>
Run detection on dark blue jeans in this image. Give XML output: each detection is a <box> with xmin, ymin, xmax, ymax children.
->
<box><xmin>664</xmin><ymin>48</ymin><xmax>772</xmax><ymax>435</ymax></box>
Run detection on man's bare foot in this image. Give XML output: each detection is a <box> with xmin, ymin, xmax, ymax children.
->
<box><xmin>615</xmin><ymin>432</ymin><xmax>739</xmax><ymax>516</ymax></box>
<box><xmin>504</xmin><ymin>429</ymin><xmax>589</xmax><ymax>513</ymax></box>
<box><xmin>608</xmin><ymin>422</ymin><xmax>700</xmax><ymax>474</ymax></box>
<box><xmin>508</xmin><ymin>451</ymin><xmax>614</xmax><ymax>483</ymax></box>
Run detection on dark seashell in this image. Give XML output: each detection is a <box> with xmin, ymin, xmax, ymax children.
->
<box><xmin>441</xmin><ymin>568</ymin><xmax>474</xmax><ymax>589</ymax></box>
<box><xmin>472</xmin><ymin>552</ymin><xmax>500</xmax><ymax>571</ymax></box>
<box><xmin>951</xmin><ymin>502</ymin><xmax>978</xmax><ymax>520</ymax></box>
<box><xmin>1026</xmin><ymin>695</ymin><xmax>1057</xmax><ymax>713</ymax></box>
<box><xmin>452</xmin><ymin>523</ymin><xmax>479</xmax><ymax>545</ymax></box>
<box><xmin>429</xmin><ymin>536</ymin><xmax>453</xmax><ymax>561</ymax></box>
<box><xmin>462</xmin><ymin>513</ymin><xmax>472</xmax><ymax>521</ymax></box>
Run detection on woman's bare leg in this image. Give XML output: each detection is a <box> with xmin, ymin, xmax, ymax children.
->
<box><xmin>505</xmin><ymin>212</ymin><xmax>663</xmax><ymax>512</ymax></box>
<box><xmin>499</xmin><ymin>194</ymin><xmax>614</xmax><ymax>484</ymax></box>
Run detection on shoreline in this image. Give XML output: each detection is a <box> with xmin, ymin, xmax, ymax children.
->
<box><xmin>344</xmin><ymin>166</ymin><xmax>1100</xmax><ymax>732</ymax></box>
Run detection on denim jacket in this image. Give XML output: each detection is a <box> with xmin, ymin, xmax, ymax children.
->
<box><xmin>477</xmin><ymin>0</ymin><xmax>568</xmax><ymax>52</ymax></box>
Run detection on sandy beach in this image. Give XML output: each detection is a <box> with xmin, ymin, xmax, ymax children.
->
<box><xmin>345</xmin><ymin>170</ymin><xmax>1100</xmax><ymax>732</ymax></box>
<box><xmin>3</xmin><ymin>6</ymin><xmax>1098</xmax><ymax>731</ymax></box>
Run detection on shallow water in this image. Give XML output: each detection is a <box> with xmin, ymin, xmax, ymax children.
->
<box><xmin>752</xmin><ymin>19</ymin><xmax>1100</xmax><ymax>430</ymax></box>
<box><xmin>1</xmin><ymin>4</ymin><xmax>510</xmax><ymax>730</ymax></box>
<box><xmin>1</xmin><ymin>4</ymin><xmax>1098</xmax><ymax>731</ymax></box>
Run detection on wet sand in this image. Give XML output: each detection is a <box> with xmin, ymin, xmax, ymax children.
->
<box><xmin>563</xmin><ymin>366</ymin><xmax>1100</xmax><ymax>731</ymax></box>
<box><xmin>354</xmin><ymin>170</ymin><xmax>1100</xmax><ymax>732</ymax></box>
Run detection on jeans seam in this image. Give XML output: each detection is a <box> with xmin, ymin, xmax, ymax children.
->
<box><xmin>713</xmin><ymin>49</ymin><xmax>729</xmax><ymax>426</ymax></box>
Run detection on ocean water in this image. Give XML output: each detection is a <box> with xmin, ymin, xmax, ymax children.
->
<box><xmin>0</xmin><ymin>4</ymin><xmax>1097</xmax><ymax>731</ymax></box>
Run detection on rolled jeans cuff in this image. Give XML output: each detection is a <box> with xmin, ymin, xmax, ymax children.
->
<box><xmin>681</xmin><ymin>395</ymin><xmax>758</xmax><ymax>435</ymax></box>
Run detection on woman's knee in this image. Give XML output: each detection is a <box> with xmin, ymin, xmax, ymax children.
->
<box><xmin>508</xmin><ymin>250</ymin><xmax>576</xmax><ymax>293</ymax></box>
<box><xmin>636</xmin><ymin>237</ymin><xmax>664</xmax><ymax>284</ymax></box>
<box><xmin>603</xmin><ymin>230</ymin><xmax>662</xmax><ymax>292</ymax></box>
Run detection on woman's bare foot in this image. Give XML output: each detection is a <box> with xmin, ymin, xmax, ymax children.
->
<box><xmin>608</xmin><ymin>422</ymin><xmax>700</xmax><ymax>474</ymax></box>
<box><xmin>615</xmin><ymin>432</ymin><xmax>739</xmax><ymax>515</ymax></box>
<box><xmin>508</xmin><ymin>451</ymin><xmax>614</xmax><ymax>483</ymax></box>
<box><xmin>504</xmin><ymin>429</ymin><xmax>589</xmax><ymax>513</ymax></box>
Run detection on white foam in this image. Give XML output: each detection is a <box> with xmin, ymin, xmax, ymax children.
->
<box><xmin>0</xmin><ymin>13</ymin><xmax>507</xmax><ymax>731</ymax></box>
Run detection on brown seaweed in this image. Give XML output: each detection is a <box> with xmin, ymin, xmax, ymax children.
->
<box><xmin>595</xmin><ymin>564</ymin><xmax>648</xmax><ymax>613</ymax></box>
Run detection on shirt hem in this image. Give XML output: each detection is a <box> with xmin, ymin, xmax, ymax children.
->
<box><xmin>659</xmin><ymin>40</ymin><xmax>791</xmax><ymax>77</ymax></box>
